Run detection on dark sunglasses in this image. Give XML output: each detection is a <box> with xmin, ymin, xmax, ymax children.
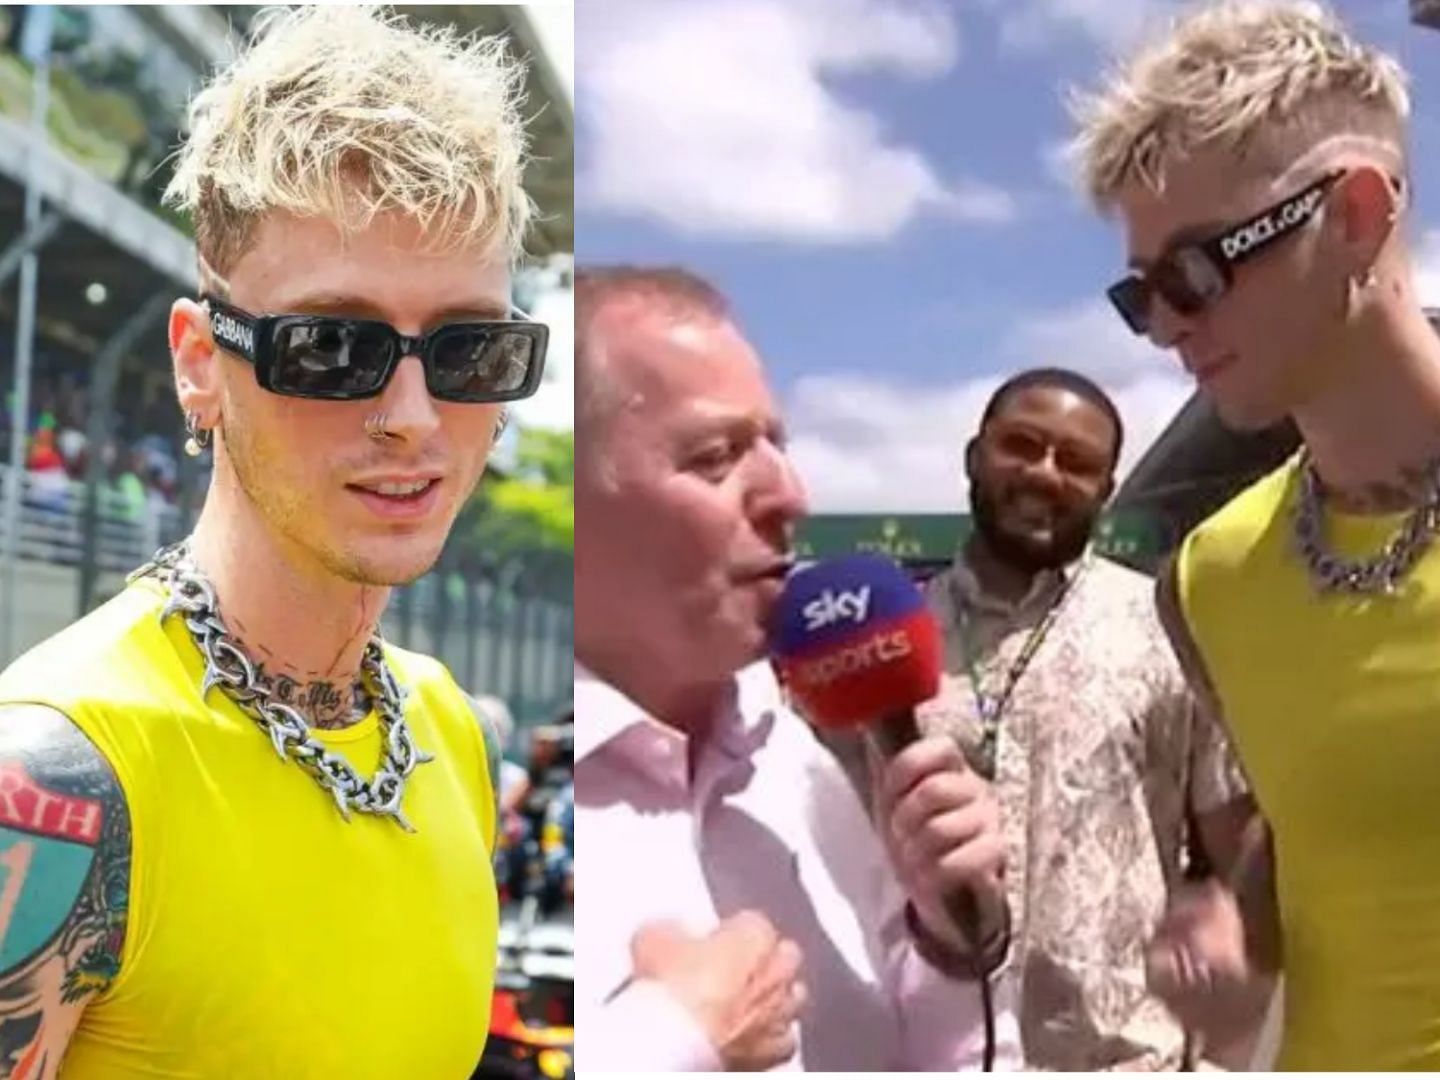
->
<box><xmin>1107</xmin><ymin>170</ymin><xmax>1344</xmax><ymax>336</ymax></box>
<box><xmin>201</xmin><ymin>295</ymin><xmax>548</xmax><ymax>403</ymax></box>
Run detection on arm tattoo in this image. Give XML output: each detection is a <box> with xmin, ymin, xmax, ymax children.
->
<box><xmin>0</xmin><ymin>706</ymin><xmax>131</xmax><ymax>1078</ymax></box>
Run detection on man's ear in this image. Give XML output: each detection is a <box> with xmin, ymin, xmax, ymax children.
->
<box><xmin>1333</xmin><ymin>165</ymin><xmax>1401</xmax><ymax>276</ymax></box>
<box><xmin>170</xmin><ymin>298</ymin><xmax>222</xmax><ymax>427</ymax></box>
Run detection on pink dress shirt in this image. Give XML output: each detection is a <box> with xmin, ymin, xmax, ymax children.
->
<box><xmin>575</xmin><ymin>661</ymin><xmax>1021</xmax><ymax>1072</ymax></box>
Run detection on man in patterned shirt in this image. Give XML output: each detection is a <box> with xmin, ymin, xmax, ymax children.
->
<box><xmin>835</xmin><ymin>367</ymin><xmax>1263</xmax><ymax>1069</ymax></box>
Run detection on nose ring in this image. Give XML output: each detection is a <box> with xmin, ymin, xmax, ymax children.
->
<box><xmin>365</xmin><ymin>412</ymin><xmax>394</xmax><ymax>441</ymax></box>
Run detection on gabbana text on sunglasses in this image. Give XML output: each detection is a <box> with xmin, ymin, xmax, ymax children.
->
<box><xmin>201</xmin><ymin>294</ymin><xmax>549</xmax><ymax>403</ymax></box>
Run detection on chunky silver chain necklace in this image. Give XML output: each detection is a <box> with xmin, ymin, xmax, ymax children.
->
<box><xmin>132</xmin><ymin>541</ymin><xmax>433</xmax><ymax>831</ymax></box>
<box><xmin>1293</xmin><ymin>451</ymin><xmax>1440</xmax><ymax>595</ymax></box>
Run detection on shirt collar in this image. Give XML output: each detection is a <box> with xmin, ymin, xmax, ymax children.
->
<box><xmin>574</xmin><ymin>661</ymin><xmax>787</xmax><ymax>768</ymax></box>
<box><xmin>940</xmin><ymin>543</ymin><xmax>1088</xmax><ymax>621</ymax></box>
<box><xmin>573</xmin><ymin>662</ymin><xmax>649</xmax><ymax>765</ymax></box>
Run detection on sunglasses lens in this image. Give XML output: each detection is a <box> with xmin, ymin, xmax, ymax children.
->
<box><xmin>272</xmin><ymin>321</ymin><xmax>394</xmax><ymax>398</ymax></box>
<box><xmin>1154</xmin><ymin>247</ymin><xmax>1227</xmax><ymax>316</ymax></box>
<box><xmin>1107</xmin><ymin>277</ymin><xmax>1152</xmax><ymax>334</ymax></box>
<box><xmin>428</xmin><ymin>327</ymin><xmax>540</xmax><ymax>401</ymax></box>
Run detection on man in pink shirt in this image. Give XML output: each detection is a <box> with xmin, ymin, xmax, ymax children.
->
<box><xmin>575</xmin><ymin>266</ymin><xmax>1021</xmax><ymax>1071</ymax></box>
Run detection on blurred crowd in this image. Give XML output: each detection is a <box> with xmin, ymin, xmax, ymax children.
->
<box><xmin>480</xmin><ymin>695</ymin><xmax>575</xmax><ymax>920</ymax></box>
<box><xmin>4</xmin><ymin>373</ymin><xmax>182</xmax><ymax>521</ymax></box>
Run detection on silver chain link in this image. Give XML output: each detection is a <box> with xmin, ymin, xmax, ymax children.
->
<box><xmin>132</xmin><ymin>541</ymin><xmax>433</xmax><ymax>831</ymax></box>
<box><xmin>1292</xmin><ymin>450</ymin><xmax>1440</xmax><ymax>595</ymax></box>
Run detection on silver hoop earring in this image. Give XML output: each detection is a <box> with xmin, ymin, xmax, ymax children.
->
<box><xmin>184</xmin><ymin>412</ymin><xmax>212</xmax><ymax>457</ymax></box>
<box><xmin>365</xmin><ymin>412</ymin><xmax>394</xmax><ymax>441</ymax></box>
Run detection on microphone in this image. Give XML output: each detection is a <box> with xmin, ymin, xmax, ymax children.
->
<box><xmin>769</xmin><ymin>553</ymin><xmax>994</xmax><ymax>932</ymax></box>
<box><xmin>768</xmin><ymin>553</ymin><xmax>942</xmax><ymax>752</ymax></box>
<box><xmin>777</xmin><ymin>558</ymin><xmax>1002</xmax><ymax>1077</ymax></box>
<box><xmin>768</xmin><ymin>555</ymin><xmax>1002</xmax><ymax>1069</ymax></box>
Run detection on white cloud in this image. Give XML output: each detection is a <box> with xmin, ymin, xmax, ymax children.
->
<box><xmin>936</xmin><ymin>178</ymin><xmax>1022</xmax><ymax>224</ymax></box>
<box><xmin>1415</xmin><ymin>228</ymin><xmax>1440</xmax><ymax>309</ymax></box>
<box><xmin>579</xmin><ymin>0</ymin><xmax>1016</xmax><ymax>242</ymax></box>
<box><xmin>1039</xmin><ymin>137</ymin><xmax>1077</xmax><ymax>191</ymax></box>
<box><xmin>786</xmin><ymin>373</ymin><xmax>1002</xmax><ymax>512</ymax></box>
<box><xmin>980</xmin><ymin>0</ymin><xmax>1179</xmax><ymax>53</ymax></box>
<box><xmin>1000</xmin><ymin>295</ymin><xmax>1171</xmax><ymax>386</ymax></box>
<box><xmin>784</xmin><ymin>297</ymin><xmax>1192</xmax><ymax>512</ymax></box>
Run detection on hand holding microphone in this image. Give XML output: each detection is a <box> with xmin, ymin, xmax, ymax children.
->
<box><xmin>875</xmin><ymin>734</ymin><xmax>1005</xmax><ymax>957</ymax></box>
<box><xmin>770</xmin><ymin>555</ymin><xmax>1009</xmax><ymax>972</ymax></box>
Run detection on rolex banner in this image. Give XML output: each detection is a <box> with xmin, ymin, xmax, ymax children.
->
<box><xmin>796</xmin><ymin>512</ymin><xmax>1164</xmax><ymax>574</ymax></box>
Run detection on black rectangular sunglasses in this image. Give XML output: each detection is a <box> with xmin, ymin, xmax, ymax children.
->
<box><xmin>1107</xmin><ymin>170</ymin><xmax>1344</xmax><ymax>336</ymax></box>
<box><xmin>202</xmin><ymin>294</ymin><xmax>548</xmax><ymax>403</ymax></box>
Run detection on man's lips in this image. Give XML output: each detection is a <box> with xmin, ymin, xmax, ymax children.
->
<box><xmin>1187</xmin><ymin>354</ymin><xmax>1238</xmax><ymax>383</ymax></box>
<box><xmin>1002</xmin><ymin>489</ymin><xmax>1064</xmax><ymax>525</ymax></box>
<box><xmin>344</xmin><ymin>475</ymin><xmax>445</xmax><ymax>519</ymax></box>
<box><xmin>347</xmin><ymin>472</ymin><xmax>445</xmax><ymax>494</ymax></box>
<box><xmin>739</xmin><ymin>556</ymin><xmax>796</xmax><ymax>584</ymax></box>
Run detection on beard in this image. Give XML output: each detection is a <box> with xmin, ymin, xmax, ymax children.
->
<box><xmin>220</xmin><ymin>414</ymin><xmax>442</xmax><ymax>588</ymax></box>
<box><xmin>970</xmin><ymin>480</ymin><xmax>1097</xmax><ymax>574</ymax></box>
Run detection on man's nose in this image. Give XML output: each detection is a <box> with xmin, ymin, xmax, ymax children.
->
<box><xmin>1016</xmin><ymin>446</ymin><xmax>1067</xmax><ymax>494</ymax></box>
<box><xmin>373</xmin><ymin>355</ymin><xmax>442</xmax><ymax>443</ymax></box>
<box><xmin>746</xmin><ymin>438</ymin><xmax>809</xmax><ymax>527</ymax></box>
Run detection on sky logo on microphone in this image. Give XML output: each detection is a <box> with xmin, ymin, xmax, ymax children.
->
<box><xmin>769</xmin><ymin>554</ymin><xmax>942</xmax><ymax>729</ymax></box>
<box><xmin>801</xmin><ymin>586</ymin><xmax>871</xmax><ymax>631</ymax></box>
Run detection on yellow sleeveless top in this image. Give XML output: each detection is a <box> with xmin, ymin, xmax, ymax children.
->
<box><xmin>0</xmin><ymin>577</ymin><xmax>498</xmax><ymax>1078</ymax></box>
<box><xmin>1178</xmin><ymin>456</ymin><xmax>1440</xmax><ymax>1069</ymax></box>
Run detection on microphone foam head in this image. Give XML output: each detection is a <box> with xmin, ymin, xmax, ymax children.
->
<box><xmin>769</xmin><ymin>554</ymin><xmax>941</xmax><ymax>730</ymax></box>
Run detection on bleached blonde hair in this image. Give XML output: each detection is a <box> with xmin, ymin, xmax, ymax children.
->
<box><xmin>1069</xmin><ymin>0</ymin><xmax>1410</xmax><ymax>207</ymax></box>
<box><xmin>164</xmin><ymin>6</ymin><xmax>533</xmax><ymax>280</ymax></box>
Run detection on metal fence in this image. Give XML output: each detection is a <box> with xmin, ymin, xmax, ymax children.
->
<box><xmin>386</xmin><ymin>574</ymin><xmax>573</xmax><ymax>729</ymax></box>
<box><xmin>0</xmin><ymin>465</ymin><xmax>573</xmax><ymax>726</ymax></box>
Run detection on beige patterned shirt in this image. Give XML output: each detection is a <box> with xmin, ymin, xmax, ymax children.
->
<box><xmin>918</xmin><ymin>551</ymin><xmax>1249</xmax><ymax>1071</ymax></box>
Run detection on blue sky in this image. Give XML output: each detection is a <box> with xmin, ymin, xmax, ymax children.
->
<box><xmin>576</xmin><ymin>0</ymin><xmax>1440</xmax><ymax>511</ymax></box>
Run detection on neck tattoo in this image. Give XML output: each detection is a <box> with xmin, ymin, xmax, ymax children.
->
<box><xmin>266</xmin><ymin>674</ymin><xmax>369</xmax><ymax>730</ymax></box>
<box><xmin>1293</xmin><ymin>449</ymin><xmax>1440</xmax><ymax>595</ymax></box>
<box><xmin>1316</xmin><ymin>455</ymin><xmax>1440</xmax><ymax>514</ymax></box>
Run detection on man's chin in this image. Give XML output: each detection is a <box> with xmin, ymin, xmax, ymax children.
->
<box><xmin>991</xmin><ymin>530</ymin><xmax>1081</xmax><ymax>574</ymax></box>
<box><xmin>717</xmin><ymin>618</ymin><xmax>771</xmax><ymax>677</ymax></box>
<box><xmin>327</xmin><ymin>538</ymin><xmax>445</xmax><ymax>588</ymax></box>
<box><xmin>735</xmin><ymin>623</ymin><xmax>770</xmax><ymax>667</ymax></box>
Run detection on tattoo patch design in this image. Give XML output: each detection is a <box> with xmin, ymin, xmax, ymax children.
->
<box><xmin>0</xmin><ymin>709</ymin><xmax>130</xmax><ymax>1078</ymax></box>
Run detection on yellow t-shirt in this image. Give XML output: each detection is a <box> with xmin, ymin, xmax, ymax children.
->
<box><xmin>1178</xmin><ymin>456</ymin><xmax>1440</xmax><ymax>1069</ymax></box>
<box><xmin>0</xmin><ymin>577</ymin><xmax>499</xmax><ymax>1078</ymax></box>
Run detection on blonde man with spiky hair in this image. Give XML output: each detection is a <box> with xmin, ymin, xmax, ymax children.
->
<box><xmin>1072</xmin><ymin>0</ymin><xmax>1440</xmax><ymax>1069</ymax></box>
<box><xmin>0</xmin><ymin>7</ymin><xmax>550</xmax><ymax>1077</ymax></box>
